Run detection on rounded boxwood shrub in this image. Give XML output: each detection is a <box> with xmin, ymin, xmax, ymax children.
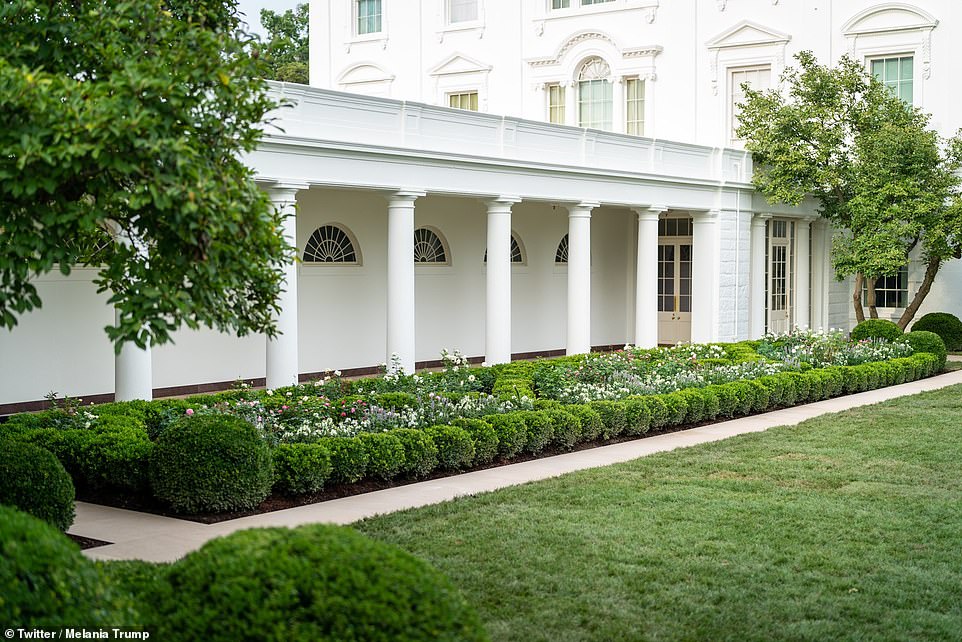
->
<box><xmin>272</xmin><ymin>443</ymin><xmax>332</xmax><ymax>495</ymax></box>
<box><xmin>912</xmin><ymin>312</ymin><xmax>962</xmax><ymax>351</ymax></box>
<box><xmin>517</xmin><ymin>411</ymin><xmax>554</xmax><ymax>454</ymax></box>
<box><xmin>850</xmin><ymin>318</ymin><xmax>903</xmax><ymax>342</ymax></box>
<box><xmin>643</xmin><ymin>396</ymin><xmax>670</xmax><ymax>428</ymax></box>
<box><xmin>621</xmin><ymin>398</ymin><xmax>652</xmax><ymax>436</ymax></box>
<box><xmin>903</xmin><ymin>330</ymin><xmax>948</xmax><ymax>370</ymax></box>
<box><xmin>451</xmin><ymin>418</ymin><xmax>499</xmax><ymax>465</ymax></box>
<box><xmin>0</xmin><ymin>439</ymin><xmax>75</xmax><ymax>531</ymax></box>
<box><xmin>588</xmin><ymin>400</ymin><xmax>627</xmax><ymax>438</ymax></box>
<box><xmin>543</xmin><ymin>409</ymin><xmax>582</xmax><ymax>450</ymax></box>
<box><xmin>705</xmin><ymin>384</ymin><xmax>738</xmax><ymax>418</ymax></box>
<box><xmin>319</xmin><ymin>436</ymin><xmax>369</xmax><ymax>484</ymax></box>
<box><xmin>84</xmin><ymin>415</ymin><xmax>154</xmax><ymax>492</ymax></box>
<box><xmin>565</xmin><ymin>405</ymin><xmax>604</xmax><ymax>442</ymax></box>
<box><xmin>659</xmin><ymin>392</ymin><xmax>689</xmax><ymax>426</ymax></box>
<box><xmin>0</xmin><ymin>506</ymin><xmax>135</xmax><ymax>628</ymax></box>
<box><xmin>425</xmin><ymin>425</ymin><xmax>475</xmax><ymax>470</ymax></box>
<box><xmin>150</xmin><ymin>415</ymin><xmax>273</xmax><ymax>514</ymax></box>
<box><xmin>390</xmin><ymin>428</ymin><xmax>439</xmax><ymax>477</ymax></box>
<box><xmin>145</xmin><ymin>524</ymin><xmax>488</xmax><ymax>642</ymax></box>
<box><xmin>484</xmin><ymin>413</ymin><xmax>527</xmax><ymax>459</ymax></box>
<box><xmin>358</xmin><ymin>432</ymin><xmax>406</xmax><ymax>481</ymax></box>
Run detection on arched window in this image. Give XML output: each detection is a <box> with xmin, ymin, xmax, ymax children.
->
<box><xmin>555</xmin><ymin>234</ymin><xmax>568</xmax><ymax>263</ymax></box>
<box><xmin>303</xmin><ymin>224</ymin><xmax>359</xmax><ymax>264</ymax></box>
<box><xmin>483</xmin><ymin>233</ymin><xmax>525</xmax><ymax>264</ymax></box>
<box><xmin>414</xmin><ymin>227</ymin><xmax>449</xmax><ymax>264</ymax></box>
<box><xmin>577</xmin><ymin>57</ymin><xmax>612</xmax><ymax>130</ymax></box>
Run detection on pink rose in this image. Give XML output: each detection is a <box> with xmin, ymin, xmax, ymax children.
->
<box><xmin>186</xmin><ymin>408</ymin><xmax>194</xmax><ymax>416</ymax></box>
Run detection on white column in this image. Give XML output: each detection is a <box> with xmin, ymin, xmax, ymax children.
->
<box><xmin>485</xmin><ymin>197</ymin><xmax>520</xmax><ymax>365</ymax></box>
<box><xmin>112</xmin><ymin>228</ymin><xmax>152</xmax><ymax>401</ymax></box>
<box><xmin>794</xmin><ymin>218</ymin><xmax>813</xmax><ymax>330</ymax></box>
<box><xmin>633</xmin><ymin>206</ymin><xmax>664</xmax><ymax>348</ymax></box>
<box><xmin>691</xmin><ymin>210</ymin><xmax>720</xmax><ymax>344</ymax></box>
<box><xmin>265</xmin><ymin>183</ymin><xmax>307</xmax><ymax>389</ymax></box>
<box><xmin>386</xmin><ymin>190</ymin><xmax>424</xmax><ymax>374</ymax></box>
<box><xmin>115</xmin><ymin>315</ymin><xmax>152</xmax><ymax>401</ymax></box>
<box><xmin>750</xmin><ymin>213</ymin><xmax>770</xmax><ymax>339</ymax></box>
<box><xmin>566</xmin><ymin>202</ymin><xmax>598</xmax><ymax>355</ymax></box>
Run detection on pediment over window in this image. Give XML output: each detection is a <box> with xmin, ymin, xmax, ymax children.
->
<box><xmin>842</xmin><ymin>3</ymin><xmax>938</xmax><ymax>36</ymax></box>
<box><xmin>429</xmin><ymin>53</ymin><xmax>492</xmax><ymax>77</ymax></box>
<box><xmin>706</xmin><ymin>20</ymin><xmax>791</xmax><ymax>50</ymax></box>
<box><xmin>528</xmin><ymin>30</ymin><xmax>620</xmax><ymax>68</ymax></box>
<box><xmin>337</xmin><ymin>63</ymin><xmax>395</xmax><ymax>85</ymax></box>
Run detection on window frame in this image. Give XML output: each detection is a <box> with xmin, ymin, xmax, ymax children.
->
<box><xmin>869</xmin><ymin>53</ymin><xmax>915</xmax><ymax>105</ymax></box>
<box><xmin>624</xmin><ymin>76</ymin><xmax>645</xmax><ymax>136</ymax></box>
<box><xmin>446</xmin><ymin>0</ymin><xmax>479</xmax><ymax>25</ymax></box>
<box><xmin>547</xmin><ymin>83</ymin><xmax>566</xmax><ymax>125</ymax></box>
<box><xmin>576</xmin><ymin>57</ymin><xmax>613</xmax><ymax>131</ymax></box>
<box><xmin>447</xmin><ymin>90</ymin><xmax>479</xmax><ymax>111</ymax></box>
<box><xmin>302</xmin><ymin>223</ymin><xmax>362</xmax><ymax>266</ymax></box>
<box><xmin>862</xmin><ymin>265</ymin><xmax>910</xmax><ymax>310</ymax></box>
<box><xmin>354</xmin><ymin>0</ymin><xmax>383</xmax><ymax>36</ymax></box>
<box><xmin>728</xmin><ymin>64</ymin><xmax>772</xmax><ymax>144</ymax></box>
<box><xmin>413</xmin><ymin>227</ymin><xmax>451</xmax><ymax>266</ymax></box>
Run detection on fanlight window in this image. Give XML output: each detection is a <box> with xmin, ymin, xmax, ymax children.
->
<box><xmin>555</xmin><ymin>234</ymin><xmax>569</xmax><ymax>263</ymax></box>
<box><xmin>483</xmin><ymin>234</ymin><xmax>524</xmax><ymax>264</ymax></box>
<box><xmin>578</xmin><ymin>57</ymin><xmax>610</xmax><ymax>81</ymax></box>
<box><xmin>303</xmin><ymin>225</ymin><xmax>358</xmax><ymax>263</ymax></box>
<box><xmin>414</xmin><ymin>228</ymin><xmax>448</xmax><ymax>264</ymax></box>
<box><xmin>577</xmin><ymin>57</ymin><xmax>612</xmax><ymax>130</ymax></box>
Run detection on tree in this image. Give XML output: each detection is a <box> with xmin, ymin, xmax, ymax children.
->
<box><xmin>0</xmin><ymin>0</ymin><xmax>291</xmax><ymax>350</ymax></box>
<box><xmin>259</xmin><ymin>3</ymin><xmax>309</xmax><ymax>84</ymax></box>
<box><xmin>737</xmin><ymin>51</ymin><xmax>962</xmax><ymax>328</ymax></box>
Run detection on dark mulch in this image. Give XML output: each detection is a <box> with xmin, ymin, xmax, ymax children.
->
<box><xmin>67</xmin><ymin>533</ymin><xmax>113</xmax><ymax>550</ymax></box>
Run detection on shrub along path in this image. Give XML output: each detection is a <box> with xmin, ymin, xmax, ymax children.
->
<box><xmin>74</xmin><ymin>369</ymin><xmax>962</xmax><ymax>564</ymax></box>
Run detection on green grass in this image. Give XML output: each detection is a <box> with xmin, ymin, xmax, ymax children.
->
<box><xmin>356</xmin><ymin>385</ymin><xmax>962</xmax><ymax>641</ymax></box>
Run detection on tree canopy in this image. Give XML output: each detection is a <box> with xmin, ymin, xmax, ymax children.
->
<box><xmin>259</xmin><ymin>3</ymin><xmax>309</xmax><ymax>84</ymax></box>
<box><xmin>737</xmin><ymin>51</ymin><xmax>962</xmax><ymax>327</ymax></box>
<box><xmin>0</xmin><ymin>0</ymin><xmax>290</xmax><ymax>350</ymax></box>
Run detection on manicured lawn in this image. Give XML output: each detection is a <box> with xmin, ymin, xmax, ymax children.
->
<box><xmin>356</xmin><ymin>385</ymin><xmax>962</xmax><ymax>641</ymax></box>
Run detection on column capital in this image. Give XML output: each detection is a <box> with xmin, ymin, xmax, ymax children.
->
<box><xmin>632</xmin><ymin>205</ymin><xmax>667</xmax><ymax>221</ymax></box>
<box><xmin>796</xmin><ymin>214</ymin><xmax>818</xmax><ymax>225</ymax></box>
<box><xmin>486</xmin><ymin>195</ymin><xmax>521</xmax><ymax>208</ymax></box>
<box><xmin>692</xmin><ymin>209</ymin><xmax>719</xmax><ymax>222</ymax></box>
<box><xmin>388</xmin><ymin>189</ymin><xmax>426</xmax><ymax>203</ymax></box>
<box><xmin>261</xmin><ymin>180</ymin><xmax>309</xmax><ymax>203</ymax></box>
<box><xmin>752</xmin><ymin>212</ymin><xmax>773</xmax><ymax>221</ymax></box>
<box><xmin>564</xmin><ymin>201</ymin><xmax>600</xmax><ymax>217</ymax></box>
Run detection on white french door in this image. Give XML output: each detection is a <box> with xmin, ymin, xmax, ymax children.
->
<box><xmin>767</xmin><ymin>219</ymin><xmax>794</xmax><ymax>334</ymax></box>
<box><xmin>657</xmin><ymin>240</ymin><xmax>692</xmax><ymax>344</ymax></box>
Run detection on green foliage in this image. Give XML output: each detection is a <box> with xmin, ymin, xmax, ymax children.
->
<box><xmin>621</xmin><ymin>398</ymin><xmax>652</xmax><ymax>436</ymax></box>
<box><xmin>374</xmin><ymin>392</ymin><xmax>418</xmax><ymax>410</ymax></box>
<box><xmin>0</xmin><ymin>506</ymin><xmax>135</xmax><ymax>628</ymax></box>
<box><xmin>659</xmin><ymin>392</ymin><xmax>689</xmax><ymax>426</ymax></box>
<box><xmin>912</xmin><ymin>312</ymin><xmax>962</xmax><ymax>351</ymax></box>
<box><xmin>258</xmin><ymin>3</ymin><xmax>309</xmax><ymax>83</ymax></box>
<box><xmin>517</xmin><ymin>411</ymin><xmax>554</xmax><ymax>454</ymax></box>
<box><xmin>0</xmin><ymin>0</ymin><xmax>288</xmax><ymax>349</ymax></box>
<box><xmin>425</xmin><ymin>425</ymin><xmax>475</xmax><ymax>470</ymax></box>
<box><xmin>272</xmin><ymin>443</ymin><xmax>332</xmax><ymax>495</ymax></box>
<box><xmin>318</xmin><ymin>437</ymin><xmax>368</xmax><ymax>484</ymax></box>
<box><xmin>452</xmin><ymin>418</ymin><xmax>499</xmax><ymax>465</ymax></box>
<box><xmin>903</xmin><ymin>330</ymin><xmax>947</xmax><ymax>370</ymax></box>
<box><xmin>851</xmin><ymin>319</ymin><xmax>904</xmax><ymax>342</ymax></box>
<box><xmin>145</xmin><ymin>524</ymin><xmax>488</xmax><ymax>641</ymax></box>
<box><xmin>0</xmin><ymin>440</ymin><xmax>75</xmax><ymax>531</ymax></box>
<box><xmin>543</xmin><ymin>409</ymin><xmax>582</xmax><ymax>450</ymax></box>
<box><xmin>150</xmin><ymin>415</ymin><xmax>273</xmax><ymax>514</ymax></box>
<box><xmin>358</xmin><ymin>432</ymin><xmax>405</xmax><ymax>481</ymax></box>
<box><xmin>83</xmin><ymin>416</ymin><xmax>154</xmax><ymax>492</ymax></box>
<box><xmin>564</xmin><ymin>405</ymin><xmax>605</xmax><ymax>442</ymax></box>
<box><xmin>738</xmin><ymin>51</ymin><xmax>962</xmax><ymax>325</ymax></box>
<box><xmin>484</xmin><ymin>413</ymin><xmax>527</xmax><ymax>459</ymax></box>
<box><xmin>390</xmin><ymin>428</ymin><xmax>439</xmax><ymax>477</ymax></box>
<box><xmin>588</xmin><ymin>400</ymin><xmax>627</xmax><ymax>438</ymax></box>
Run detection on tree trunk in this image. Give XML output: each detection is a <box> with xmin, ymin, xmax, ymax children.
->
<box><xmin>897</xmin><ymin>257</ymin><xmax>942</xmax><ymax>330</ymax></box>
<box><xmin>852</xmin><ymin>273</ymin><xmax>865</xmax><ymax>323</ymax></box>
<box><xmin>866</xmin><ymin>277</ymin><xmax>878</xmax><ymax>319</ymax></box>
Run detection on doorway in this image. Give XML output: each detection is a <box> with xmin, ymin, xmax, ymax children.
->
<box><xmin>657</xmin><ymin>217</ymin><xmax>692</xmax><ymax>344</ymax></box>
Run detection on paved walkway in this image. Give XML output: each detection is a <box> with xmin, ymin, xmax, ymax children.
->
<box><xmin>74</xmin><ymin>368</ymin><xmax>962</xmax><ymax>562</ymax></box>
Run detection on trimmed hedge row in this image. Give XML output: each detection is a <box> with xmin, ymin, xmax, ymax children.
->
<box><xmin>0</xmin><ymin>351</ymin><xmax>942</xmax><ymax>515</ymax></box>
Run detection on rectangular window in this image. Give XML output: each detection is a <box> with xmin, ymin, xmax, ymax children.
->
<box><xmin>448</xmin><ymin>0</ymin><xmax>478</xmax><ymax>23</ymax></box>
<box><xmin>552</xmin><ymin>0</ymin><xmax>570</xmax><ymax>8</ymax></box>
<box><xmin>448</xmin><ymin>91</ymin><xmax>479</xmax><ymax>111</ymax></box>
<box><xmin>863</xmin><ymin>266</ymin><xmax>909</xmax><ymax>308</ymax></box>
<box><xmin>625</xmin><ymin>77</ymin><xmax>645</xmax><ymax>136</ymax></box>
<box><xmin>581</xmin><ymin>0</ymin><xmax>614</xmax><ymax>5</ymax></box>
<box><xmin>578</xmin><ymin>79</ymin><xmax>612</xmax><ymax>130</ymax></box>
<box><xmin>730</xmin><ymin>66</ymin><xmax>771</xmax><ymax>142</ymax></box>
<box><xmin>548</xmin><ymin>84</ymin><xmax>565</xmax><ymax>124</ymax></box>
<box><xmin>871</xmin><ymin>55</ymin><xmax>913</xmax><ymax>104</ymax></box>
<box><xmin>356</xmin><ymin>0</ymin><xmax>382</xmax><ymax>35</ymax></box>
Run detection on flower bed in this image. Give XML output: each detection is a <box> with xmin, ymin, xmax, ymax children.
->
<box><xmin>0</xmin><ymin>332</ymin><xmax>945</xmax><ymax>516</ymax></box>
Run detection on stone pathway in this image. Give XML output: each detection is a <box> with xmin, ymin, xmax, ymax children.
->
<box><xmin>73</xmin><ymin>369</ymin><xmax>962</xmax><ymax>562</ymax></box>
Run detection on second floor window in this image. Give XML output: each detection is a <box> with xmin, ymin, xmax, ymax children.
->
<box><xmin>356</xmin><ymin>0</ymin><xmax>382</xmax><ymax>35</ymax></box>
<box><xmin>577</xmin><ymin>57</ymin><xmax>612</xmax><ymax>130</ymax></box>
<box><xmin>625</xmin><ymin>77</ymin><xmax>645</xmax><ymax>136</ymax></box>
<box><xmin>449</xmin><ymin>91</ymin><xmax>479</xmax><ymax>111</ymax></box>
<box><xmin>448</xmin><ymin>0</ymin><xmax>478</xmax><ymax>23</ymax></box>
<box><xmin>548</xmin><ymin>84</ymin><xmax>565</xmax><ymax>124</ymax></box>
<box><xmin>730</xmin><ymin>66</ymin><xmax>771</xmax><ymax>143</ymax></box>
<box><xmin>872</xmin><ymin>55</ymin><xmax>913</xmax><ymax>104</ymax></box>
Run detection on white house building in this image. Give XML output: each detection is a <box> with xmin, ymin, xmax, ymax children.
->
<box><xmin>2</xmin><ymin>0</ymin><xmax>960</xmax><ymax>413</ymax></box>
